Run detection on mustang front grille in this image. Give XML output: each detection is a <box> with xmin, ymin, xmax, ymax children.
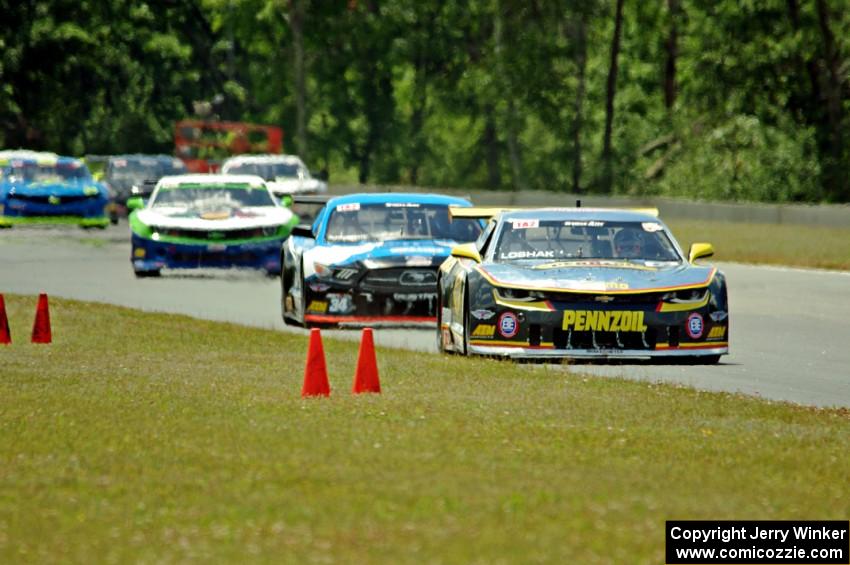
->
<box><xmin>154</xmin><ymin>227</ymin><xmax>278</xmax><ymax>240</ymax></box>
<box><xmin>360</xmin><ymin>268</ymin><xmax>438</xmax><ymax>289</ymax></box>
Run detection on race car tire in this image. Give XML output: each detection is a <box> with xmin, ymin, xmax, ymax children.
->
<box><xmin>435</xmin><ymin>284</ymin><xmax>452</xmax><ymax>354</ymax></box>
<box><xmin>461</xmin><ymin>285</ymin><xmax>471</xmax><ymax>356</ymax></box>
<box><xmin>134</xmin><ymin>269</ymin><xmax>161</xmax><ymax>278</ymax></box>
<box><xmin>281</xmin><ymin>253</ymin><xmax>306</xmax><ymax>327</ymax></box>
<box><xmin>688</xmin><ymin>354</ymin><xmax>721</xmax><ymax>365</ymax></box>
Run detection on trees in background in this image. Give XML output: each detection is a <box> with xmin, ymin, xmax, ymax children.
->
<box><xmin>1</xmin><ymin>0</ymin><xmax>848</xmax><ymax>202</ymax></box>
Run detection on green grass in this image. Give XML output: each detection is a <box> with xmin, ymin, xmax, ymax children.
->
<box><xmin>667</xmin><ymin>219</ymin><xmax>850</xmax><ymax>270</ymax></box>
<box><xmin>1</xmin><ymin>296</ymin><xmax>848</xmax><ymax>563</ymax></box>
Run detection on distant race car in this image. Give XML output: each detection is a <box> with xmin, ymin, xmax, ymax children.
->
<box><xmin>281</xmin><ymin>193</ymin><xmax>483</xmax><ymax>327</ymax></box>
<box><xmin>437</xmin><ymin>207</ymin><xmax>729</xmax><ymax>363</ymax></box>
<box><xmin>0</xmin><ymin>153</ymin><xmax>109</xmax><ymax>228</ymax></box>
<box><xmin>102</xmin><ymin>154</ymin><xmax>187</xmax><ymax>222</ymax></box>
<box><xmin>129</xmin><ymin>174</ymin><xmax>298</xmax><ymax>277</ymax></box>
<box><xmin>221</xmin><ymin>154</ymin><xmax>327</xmax><ymax>198</ymax></box>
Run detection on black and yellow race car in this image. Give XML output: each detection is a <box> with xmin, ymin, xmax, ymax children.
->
<box><xmin>437</xmin><ymin>207</ymin><xmax>729</xmax><ymax>363</ymax></box>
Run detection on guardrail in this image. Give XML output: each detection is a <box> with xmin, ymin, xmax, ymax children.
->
<box><xmin>329</xmin><ymin>184</ymin><xmax>850</xmax><ymax>228</ymax></box>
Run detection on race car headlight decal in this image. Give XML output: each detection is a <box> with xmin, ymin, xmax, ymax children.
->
<box><xmin>332</xmin><ymin>267</ymin><xmax>359</xmax><ymax>281</ymax></box>
<box><xmin>657</xmin><ymin>288</ymin><xmax>710</xmax><ymax>312</ymax></box>
<box><xmin>661</xmin><ymin>288</ymin><xmax>708</xmax><ymax>303</ymax></box>
<box><xmin>494</xmin><ymin>287</ymin><xmax>545</xmax><ymax>302</ymax></box>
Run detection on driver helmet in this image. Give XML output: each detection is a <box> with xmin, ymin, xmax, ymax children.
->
<box><xmin>613</xmin><ymin>227</ymin><xmax>645</xmax><ymax>258</ymax></box>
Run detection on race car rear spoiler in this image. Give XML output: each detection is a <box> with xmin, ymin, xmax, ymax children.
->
<box><xmin>448</xmin><ymin>205</ymin><xmax>660</xmax><ymax>220</ymax></box>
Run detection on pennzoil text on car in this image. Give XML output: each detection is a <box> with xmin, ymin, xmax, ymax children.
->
<box><xmin>129</xmin><ymin>174</ymin><xmax>298</xmax><ymax>277</ymax></box>
<box><xmin>280</xmin><ymin>193</ymin><xmax>482</xmax><ymax>327</ymax></box>
<box><xmin>0</xmin><ymin>153</ymin><xmax>110</xmax><ymax>228</ymax></box>
<box><xmin>437</xmin><ymin>207</ymin><xmax>729</xmax><ymax>363</ymax></box>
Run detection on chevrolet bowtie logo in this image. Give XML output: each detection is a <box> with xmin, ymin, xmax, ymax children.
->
<box><xmin>48</xmin><ymin>195</ymin><xmax>61</xmax><ymax>205</ymax></box>
<box><xmin>595</xmin><ymin>295</ymin><xmax>615</xmax><ymax>303</ymax></box>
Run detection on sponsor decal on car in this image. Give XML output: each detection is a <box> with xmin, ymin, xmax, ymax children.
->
<box><xmin>471</xmin><ymin>309</ymin><xmax>495</xmax><ymax>320</ymax></box>
<box><xmin>498</xmin><ymin>312</ymin><xmax>519</xmax><ymax>338</ymax></box>
<box><xmin>471</xmin><ymin>324</ymin><xmax>496</xmax><ymax>338</ymax></box>
<box><xmin>511</xmin><ymin>219</ymin><xmax>539</xmax><ymax>229</ymax></box>
<box><xmin>440</xmin><ymin>307</ymin><xmax>452</xmax><ymax>324</ymax></box>
<box><xmin>385</xmin><ymin>202</ymin><xmax>420</xmax><ymax>208</ymax></box>
<box><xmin>709</xmin><ymin>310</ymin><xmax>728</xmax><ymax>322</ymax></box>
<box><xmin>563</xmin><ymin>220</ymin><xmax>604</xmax><ymax>227</ymax></box>
<box><xmin>405</xmin><ymin>256</ymin><xmax>432</xmax><ymax>267</ymax></box>
<box><xmin>499</xmin><ymin>250</ymin><xmax>555</xmax><ymax>260</ymax></box>
<box><xmin>562</xmin><ymin>310</ymin><xmax>648</xmax><ymax>332</ymax></box>
<box><xmin>392</xmin><ymin>292</ymin><xmax>436</xmax><ymax>302</ymax></box>
<box><xmin>686</xmin><ymin>312</ymin><xmax>704</xmax><ymax>339</ymax></box>
<box><xmin>307</xmin><ymin>300</ymin><xmax>328</xmax><ymax>313</ymax></box>
<box><xmin>309</xmin><ymin>282</ymin><xmax>331</xmax><ymax>292</ymax></box>
<box><xmin>641</xmin><ymin>222</ymin><xmax>663</xmax><ymax>232</ymax></box>
<box><xmin>707</xmin><ymin>326</ymin><xmax>726</xmax><ymax>339</ymax></box>
<box><xmin>336</xmin><ymin>203</ymin><xmax>360</xmax><ymax>212</ymax></box>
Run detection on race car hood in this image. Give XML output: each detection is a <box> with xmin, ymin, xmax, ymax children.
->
<box><xmin>137</xmin><ymin>205</ymin><xmax>294</xmax><ymax>230</ymax></box>
<box><xmin>304</xmin><ymin>239</ymin><xmax>457</xmax><ymax>274</ymax></box>
<box><xmin>4</xmin><ymin>180</ymin><xmax>106</xmax><ymax>198</ymax></box>
<box><xmin>478</xmin><ymin>260</ymin><xmax>716</xmax><ymax>293</ymax></box>
<box><xmin>267</xmin><ymin>178</ymin><xmax>326</xmax><ymax>195</ymax></box>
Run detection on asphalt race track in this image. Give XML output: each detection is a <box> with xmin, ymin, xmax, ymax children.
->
<box><xmin>2</xmin><ymin>225</ymin><xmax>849</xmax><ymax>408</ymax></box>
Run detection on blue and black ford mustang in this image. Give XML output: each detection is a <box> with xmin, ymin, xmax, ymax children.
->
<box><xmin>281</xmin><ymin>193</ymin><xmax>483</xmax><ymax>327</ymax></box>
<box><xmin>437</xmin><ymin>207</ymin><xmax>729</xmax><ymax>363</ymax></box>
<box><xmin>0</xmin><ymin>154</ymin><xmax>109</xmax><ymax>228</ymax></box>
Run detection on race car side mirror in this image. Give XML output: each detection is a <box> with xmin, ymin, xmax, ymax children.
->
<box><xmin>291</xmin><ymin>224</ymin><xmax>315</xmax><ymax>239</ymax></box>
<box><xmin>126</xmin><ymin>197</ymin><xmax>144</xmax><ymax>211</ymax></box>
<box><xmin>688</xmin><ymin>242</ymin><xmax>714</xmax><ymax>263</ymax></box>
<box><xmin>451</xmin><ymin>243</ymin><xmax>481</xmax><ymax>263</ymax></box>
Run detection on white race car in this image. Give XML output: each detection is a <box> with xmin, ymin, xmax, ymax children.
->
<box><xmin>221</xmin><ymin>154</ymin><xmax>327</xmax><ymax>198</ymax></box>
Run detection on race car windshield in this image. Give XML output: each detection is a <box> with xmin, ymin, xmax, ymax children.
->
<box><xmin>325</xmin><ymin>203</ymin><xmax>482</xmax><ymax>243</ymax></box>
<box><xmin>151</xmin><ymin>185</ymin><xmax>276</xmax><ymax>210</ymax></box>
<box><xmin>494</xmin><ymin>219</ymin><xmax>681</xmax><ymax>263</ymax></box>
<box><xmin>224</xmin><ymin>163</ymin><xmax>303</xmax><ymax>181</ymax></box>
<box><xmin>4</xmin><ymin>163</ymin><xmax>90</xmax><ymax>182</ymax></box>
<box><xmin>109</xmin><ymin>160</ymin><xmax>186</xmax><ymax>184</ymax></box>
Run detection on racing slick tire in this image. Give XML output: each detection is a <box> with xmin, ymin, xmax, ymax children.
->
<box><xmin>133</xmin><ymin>268</ymin><xmax>161</xmax><ymax>278</ymax></box>
<box><xmin>281</xmin><ymin>253</ymin><xmax>306</xmax><ymax>328</ymax></box>
<box><xmin>686</xmin><ymin>354</ymin><xmax>721</xmax><ymax>365</ymax></box>
<box><xmin>460</xmin><ymin>285</ymin><xmax>471</xmax><ymax>356</ymax></box>
<box><xmin>436</xmin><ymin>284</ymin><xmax>453</xmax><ymax>354</ymax></box>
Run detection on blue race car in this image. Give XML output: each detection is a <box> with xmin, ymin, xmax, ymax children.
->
<box><xmin>280</xmin><ymin>193</ymin><xmax>483</xmax><ymax>327</ymax></box>
<box><xmin>0</xmin><ymin>154</ymin><xmax>109</xmax><ymax>228</ymax></box>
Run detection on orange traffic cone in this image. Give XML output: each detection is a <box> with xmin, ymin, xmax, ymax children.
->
<box><xmin>302</xmin><ymin>328</ymin><xmax>330</xmax><ymax>397</ymax></box>
<box><xmin>31</xmin><ymin>293</ymin><xmax>52</xmax><ymax>344</ymax></box>
<box><xmin>0</xmin><ymin>294</ymin><xmax>10</xmax><ymax>345</ymax></box>
<box><xmin>352</xmin><ymin>328</ymin><xmax>381</xmax><ymax>394</ymax></box>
